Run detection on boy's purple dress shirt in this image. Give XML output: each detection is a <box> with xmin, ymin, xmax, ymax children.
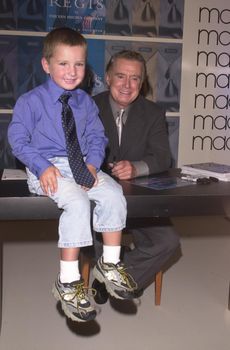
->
<box><xmin>8</xmin><ymin>78</ymin><xmax>108</xmax><ymax>178</ymax></box>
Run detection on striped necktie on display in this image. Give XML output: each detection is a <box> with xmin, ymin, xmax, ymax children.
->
<box><xmin>59</xmin><ymin>93</ymin><xmax>95</xmax><ymax>188</ymax></box>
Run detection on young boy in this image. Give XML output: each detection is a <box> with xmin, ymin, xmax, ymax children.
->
<box><xmin>8</xmin><ymin>27</ymin><xmax>137</xmax><ymax>323</ymax></box>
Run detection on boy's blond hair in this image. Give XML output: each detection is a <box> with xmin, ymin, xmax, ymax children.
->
<box><xmin>43</xmin><ymin>27</ymin><xmax>87</xmax><ymax>61</ymax></box>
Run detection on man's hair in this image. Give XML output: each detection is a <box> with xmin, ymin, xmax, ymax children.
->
<box><xmin>106</xmin><ymin>50</ymin><xmax>147</xmax><ymax>82</ymax></box>
<box><xmin>42</xmin><ymin>27</ymin><xmax>87</xmax><ymax>61</ymax></box>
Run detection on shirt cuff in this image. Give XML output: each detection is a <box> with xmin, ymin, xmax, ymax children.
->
<box><xmin>132</xmin><ymin>161</ymin><xmax>149</xmax><ymax>178</ymax></box>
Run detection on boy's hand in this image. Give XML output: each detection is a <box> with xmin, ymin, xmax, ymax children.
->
<box><xmin>39</xmin><ymin>166</ymin><xmax>62</xmax><ymax>195</ymax></box>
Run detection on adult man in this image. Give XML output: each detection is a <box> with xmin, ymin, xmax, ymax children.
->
<box><xmin>92</xmin><ymin>50</ymin><xmax>180</xmax><ymax>301</ymax></box>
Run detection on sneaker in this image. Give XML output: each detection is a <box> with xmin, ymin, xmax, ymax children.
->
<box><xmin>52</xmin><ymin>276</ymin><xmax>97</xmax><ymax>322</ymax></box>
<box><xmin>93</xmin><ymin>257</ymin><xmax>138</xmax><ymax>300</ymax></box>
<box><xmin>91</xmin><ymin>279</ymin><xmax>143</xmax><ymax>304</ymax></box>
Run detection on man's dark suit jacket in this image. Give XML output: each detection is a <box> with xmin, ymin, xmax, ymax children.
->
<box><xmin>92</xmin><ymin>91</ymin><xmax>179</xmax><ymax>290</ymax></box>
<box><xmin>93</xmin><ymin>90</ymin><xmax>172</xmax><ymax>175</ymax></box>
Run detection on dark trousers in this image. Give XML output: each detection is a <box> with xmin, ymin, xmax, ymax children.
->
<box><xmin>93</xmin><ymin>218</ymin><xmax>180</xmax><ymax>291</ymax></box>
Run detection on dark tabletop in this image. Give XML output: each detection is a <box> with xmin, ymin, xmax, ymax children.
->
<box><xmin>0</xmin><ymin>169</ymin><xmax>230</xmax><ymax>220</ymax></box>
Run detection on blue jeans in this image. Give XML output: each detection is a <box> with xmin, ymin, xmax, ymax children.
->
<box><xmin>26</xmin><ymin>157</ymin><xmax>127</xmax><ymax>248</ymax></box>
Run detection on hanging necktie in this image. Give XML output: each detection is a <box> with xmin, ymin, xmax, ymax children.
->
<box><xmin>59</xmin><ymin>93</ymin><xmax>95</xmax><ymax>188</ymax></box>
<box><xmin>116</xmin><ymin>109</ymin><xmax>125</xmax><ymax>146</ymax></box>
<box><xmin>142</xmin><ymin>1</ymin><xmax>155</xmax><ymax>22</ymax></box>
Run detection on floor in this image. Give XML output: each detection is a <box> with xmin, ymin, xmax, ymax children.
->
<box><xmin>0</xmin><ymin>216</ymin><xmax>230</xmax><ymax>350</ymax></box>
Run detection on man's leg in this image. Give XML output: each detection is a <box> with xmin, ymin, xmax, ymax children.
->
<box><xmin>123</xmin><ymin>218</ymin><xmax>180</xmax><ymax>291</ymax></box>
<box><xmin>92</xmin><ymin>218</ymin><xmax>180</xmax><ymax>302</ymax></box>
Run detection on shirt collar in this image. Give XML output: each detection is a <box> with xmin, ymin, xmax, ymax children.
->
<box><xmin>109</xmin><ymin>95</ymin><xmax>130</xmax><ymax>124</ymax></box>
<box><xmin>46</xmin><ymin>77</ymin><xmax>80</xmax><ymax>104</ymax></box>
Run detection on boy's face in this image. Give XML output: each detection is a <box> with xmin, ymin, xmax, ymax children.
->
<box><xmin>41</xmin><ymin>44</ymin><xmax>86</xmax><ymax>90</ymax></box>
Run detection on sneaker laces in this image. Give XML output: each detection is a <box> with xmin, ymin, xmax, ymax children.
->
<box><xmin>116</xmin><ymin>264</ymin><xmax>138</xmax><ymax>290</ymax></box>
<box><xmin>63</xmin><ymin>282</ymin><xmax>98</xmax><ymax>319</ymax></box>
<box><xmin>63</xmin><ymin>280</ymin><xmax>97</xmax><ymax>303</ymax></box>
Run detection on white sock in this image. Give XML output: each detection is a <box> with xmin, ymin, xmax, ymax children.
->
<box><xmin>60</xmin><ymin>260</ymin><xmax>80</xmax><ymax>283</ymax></box>
<box><xmin>103</xmin><ymin>245</ymin><xmax>121</xmax><ymax>264</ymax></box>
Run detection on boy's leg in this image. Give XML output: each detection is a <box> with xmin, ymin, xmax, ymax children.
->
<box><xmin>93</xmin><ymin>231</ymin><xmax>138</xmax><ymax>300</ymax></box>
<box><xmin>52</xmin><ymin>247</ymin><xmax>96</xmax><ymax>322</ymax></box>
<box><xmin>49</xmin><ymin>179</ymin><xmax>97</xmax><ymax>322</ymax></box>
<box><xmin>27</xmin><ymin>167</ymin><xmax>96</xmax><ymax>322</ymax></box>
<box><xmin>60</xmin><ymin>247</ymin><xmax>81</xmax><ymax>283</ymax></box>
<box><xmin>88</xmin><ymin>171</ymin><xmax>138</xmax><ymax>299</ymax></box>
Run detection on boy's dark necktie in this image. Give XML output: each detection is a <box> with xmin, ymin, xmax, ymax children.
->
<box><xmin>59</xmin><ymin>93</ymin><xmax>95</xmax><ymax>188</ymax></box>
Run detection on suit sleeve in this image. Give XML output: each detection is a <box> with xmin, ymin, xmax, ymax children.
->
<box><xmin>141</xmin><ymin>106</ymin><xmax>172</xmax><ymax>175</ymax></box>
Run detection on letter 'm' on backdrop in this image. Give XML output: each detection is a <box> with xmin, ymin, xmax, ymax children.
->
<box><xmin>178</xmin><ymin>0</ymin><xmax>230</xmax><ymax>166</ymax></box>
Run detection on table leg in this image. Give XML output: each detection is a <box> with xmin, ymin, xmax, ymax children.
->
<box><xmin>0</xmin><ymin>239</ymin><xmax>2</xmax><ymax>333</ymax></box>
<box><xmin>228</xmin><ymin>282</ymin><xmax>230</xmax><ymax>310</ymax></box>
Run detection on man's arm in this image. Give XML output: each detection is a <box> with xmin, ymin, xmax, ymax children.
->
<box><xmin>138</xmin><ymin>104</ymin><xmax>172</xmax><ymax>175</ymax></box>
<box><xmin>110</xmin><ymin>160</ymin><xmax>148</xmax><ymax>180</ymax></box>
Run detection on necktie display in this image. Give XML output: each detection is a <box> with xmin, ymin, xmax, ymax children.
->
<box><xmin>116</xmin><ymin>109</ymin><xmax>125</xmax><ymax>146</ymax></box>
<box><xmin>59</xmin><ymin>93</ymin><xmax>95</xmax><ymax>188</ymax></box>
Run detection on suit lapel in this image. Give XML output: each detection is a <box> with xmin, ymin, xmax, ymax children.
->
<box><xmin>99</xmin><ymin>96</ymin><xmax>120</xmax><ymax>161</ymax></box>
<box><xmin>120</xmin><ymin>99</ymin><xmax>145</xmax><ymax>158</ymax></box>
<box><xmin>97</xmin><ymin>93</ymin><xmax>146</xmax><ymax>161</ymax></box>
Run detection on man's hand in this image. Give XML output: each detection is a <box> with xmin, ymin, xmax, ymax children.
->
<box><xmin>110</xmin><ymin>160</ymin><xmax>136</xmax><ymax>180</ymax></box>
<box><xmin>39</xmin><ymin>166</ymin><xmax>62</xmax><ymax>195</ymax></box>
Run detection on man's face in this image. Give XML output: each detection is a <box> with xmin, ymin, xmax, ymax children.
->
<box><xmin>106</xmin><ymin>58</ymin><xmax>143</xmax><ymax>108</ymax></box>
<box><xmin>41</xmin><ymin>44</ymin><xmax>86</xmax><ymax>90</ymax></box>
